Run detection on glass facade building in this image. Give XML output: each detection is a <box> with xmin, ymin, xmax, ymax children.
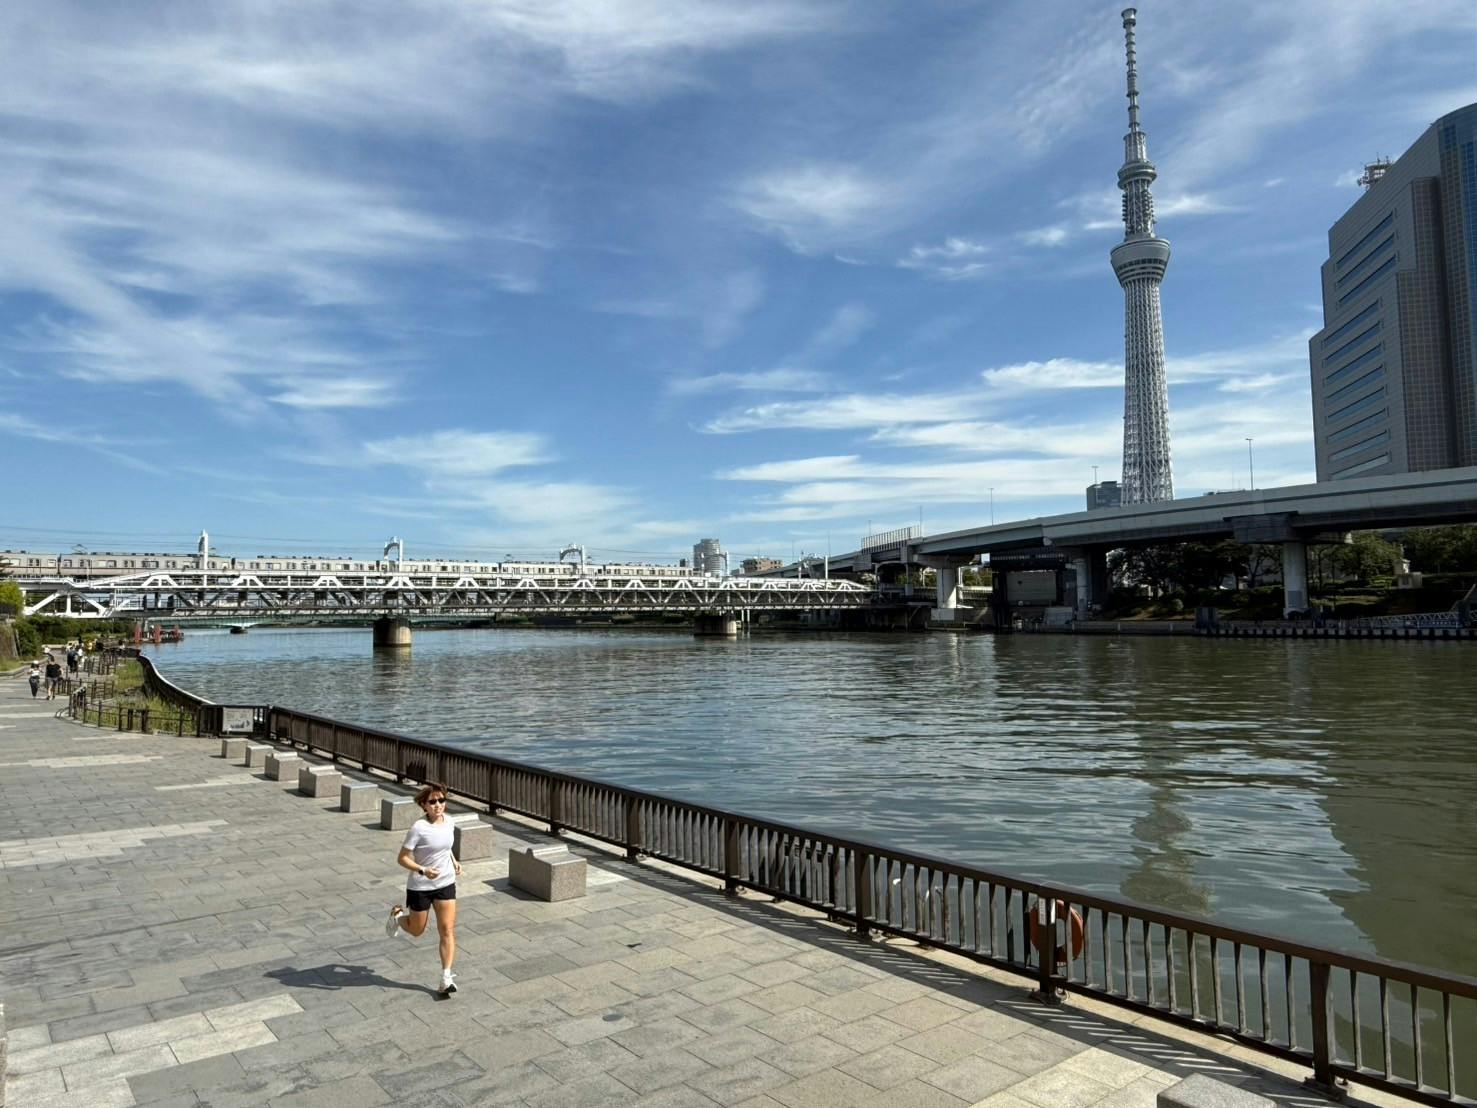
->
<box><xmin>1309</xmin><ymin>103</ymin><xmax>1477</xmax><ymax>481</ymax></box>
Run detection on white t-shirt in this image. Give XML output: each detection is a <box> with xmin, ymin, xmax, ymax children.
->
<box><xmin>402</xmin><ymin>817</ymin><xmax>455</xmax><ymax>892</ymax></box>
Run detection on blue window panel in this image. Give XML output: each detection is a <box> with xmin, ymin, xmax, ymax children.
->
<box><xmin>1326</xmin><ymin>367</ymin><xmax>1386</xmax><ymax>405</ymax></box>
<box><xmin>1332</xmin><ymin>453</ymin><xmax>1392</xmax><ymax>479</ymax></box>
<box><xmin>1336</xmin><ymin>212</ymin><xmax>1395</xmax><ymax>270</ymax></box>
<box><xmin>1329</xmin><ymin>431</ymin><xmax>1390</xmax><ymax>464</ymax></box>
<box><xmin>1320</xmin><ymin>300</ymin><xmax>1381</xmax><ymax>350</ymax></box>
<box><xmin>1327</xmin><ymin>409</ymin><xmax>1387</xmax><ymax>445</ymax></box>
<box><xmin>1324</xmin><ymin>344</ymin><xmax>1384</xmax><ymax>386</ymax></box>
<box><xmin>1327</xmin><ymin>386</ymin><xmax>1387</xmax><ymax>425</ymax></box>
<box><xmin>1337</xmin><ymin>256</ymin><xmax>1399</xmax><ymax>308</ymax></box>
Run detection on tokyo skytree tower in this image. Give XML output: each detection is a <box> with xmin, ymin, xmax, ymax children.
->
<box><xmin>1110</xmin><ymin>8</ymin><xmax>1173</xmax><ymax>503</ymax></box>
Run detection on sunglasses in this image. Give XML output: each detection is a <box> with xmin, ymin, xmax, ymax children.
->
<box><xmin>425</xmin><ymin>797</ymin><xmax>447</xmax><ymax>805</ymax></box>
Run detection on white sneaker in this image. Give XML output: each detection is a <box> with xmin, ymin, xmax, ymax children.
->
<box><xmin>439</xmin><ymin>969</ymin><xmax>457</xmax><ymax>994</ymax></box>
<box><xmin>385</xmin><ymin>907</ymin><xmax>403</xmax><ymax>939</ymax></box>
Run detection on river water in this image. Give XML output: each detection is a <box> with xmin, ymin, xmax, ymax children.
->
<box><xmin>144</xmin><ymin>626</ymin><xmax>1476</xmax><ymax>979</ymax></box>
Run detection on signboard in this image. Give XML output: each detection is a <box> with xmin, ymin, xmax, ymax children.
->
<box><xmin>220</xmin><ymin>707</ymin><xmax>258</xmax><ymax>734</ymax></box>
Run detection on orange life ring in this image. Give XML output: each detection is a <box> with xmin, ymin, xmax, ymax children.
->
<box><xmin>1027</xmin><ymin>898</ymin><xmax>1085</xmax><ymax>965</ymax></box>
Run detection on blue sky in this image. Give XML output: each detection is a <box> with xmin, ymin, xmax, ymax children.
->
<box><xmin>2</xmin><ymin>1</ymin><xmax>1474</xmax><ymax>567</ymax></box>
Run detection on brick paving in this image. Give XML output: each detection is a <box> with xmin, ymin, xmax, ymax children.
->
<box><xmin>0</xmin><ymin>666</ymin><xmax>1414</xmax><ymax>1107</ymax></box>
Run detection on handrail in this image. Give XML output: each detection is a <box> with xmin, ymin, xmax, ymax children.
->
<box><xmin>141</xmin><ymin>660</ymin><xmax>1477</xmax><ymax>1104</ymax></box>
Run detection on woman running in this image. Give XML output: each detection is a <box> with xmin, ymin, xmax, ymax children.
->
<box><xmin>385</xmin><ymin>783</ymin><xmax>463</xmax><ymax>994</ymax></box>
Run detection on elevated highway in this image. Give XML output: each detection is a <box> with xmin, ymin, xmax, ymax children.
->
<box><xmin>794</xmin><ymin>465</ymin><xmax>1477</xmax><ymax>617</ymax></box>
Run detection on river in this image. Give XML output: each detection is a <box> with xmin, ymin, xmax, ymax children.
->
<box><xmin>142</xmin><ymin>626</ymin><xmax>1477</xmax><ymax>979</ymax></box>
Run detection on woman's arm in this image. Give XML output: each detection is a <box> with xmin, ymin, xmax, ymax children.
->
<box><xmin>397</xmin><ymin>846</ymin><xmax>438</xmax><ymax>880</ymax></box>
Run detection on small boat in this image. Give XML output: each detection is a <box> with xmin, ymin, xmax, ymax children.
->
<box><xmin>229</xmin><ymin>626</ymin><xmax>248</xmax><ymax>635</ymax></box>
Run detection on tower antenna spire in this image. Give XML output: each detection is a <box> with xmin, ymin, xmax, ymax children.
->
<box><xmin>1110</xmin><ymin>7</ymin><xmax>1174</xmax><ymax>504</ymax></box>
<box><xmin>1123</xmin><ymin>8</ymin><xmax>1141</xmax><ymax>135</ymax></box>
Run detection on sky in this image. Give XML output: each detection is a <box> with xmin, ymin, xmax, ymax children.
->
<box><xmin>2</xmin><ymin>1</ymin><xmax>1475</xmax><ymax>568</ymax></box>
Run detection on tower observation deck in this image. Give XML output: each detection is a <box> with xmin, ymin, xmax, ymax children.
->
<box><xmin>1111</xmin><ymin>8</ymin><xmax>1174</xmax><ymax>504</ymax></box>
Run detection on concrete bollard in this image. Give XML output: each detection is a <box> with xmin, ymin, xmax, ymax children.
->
<box><xmin>454</xmin><ymin>821</ymin><xmax>493</xmax><ymax>861</ymax></box>
<box><xmin>298</xmin><ymin>764</ymin><xmax>343</xmax><ymax>797</ymax></box>
<box><xmin>508</xmin><ymin>844</ymin><xmax>587</xmax><ymax>901</ymax></box>
<box><xmin>243</xmin><ymin>743</ymin><xmax>272</xmax><ymax>767</ymax></box>
<box><xmin>220</xmin><ymin>737</ymin><xmax>247</xmax><ymax>762</ymax></box>
<box><xmin>381</xmin><ymin>796</ymin><xmax>415</xmax><ymax>830</ymax></box>
<box><xmin>1157</xmin><ymin>1075</ymin><xmax>1274</xmax><ymax>1108</ymax></box>
<box><xmin>341</xmin><ymin>781</ymin><xmax>378</xmax><ymax>813</ymax></box>
<box><xmin>265</xmin><ymin>751</ymin><xmax>301</xmax><ymax>781</ymax></box>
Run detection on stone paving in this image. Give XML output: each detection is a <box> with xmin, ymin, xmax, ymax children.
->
<box><xmin>0</xmin><ymin>666</ymin><xmax>1415</xmax><ymax>1107</ymax></box>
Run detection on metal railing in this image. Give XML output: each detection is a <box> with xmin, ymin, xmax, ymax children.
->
<box><xmin>115</xmin><ymin>658</ymin><xmax>1477</xmax><ymax>1104</ymax></box>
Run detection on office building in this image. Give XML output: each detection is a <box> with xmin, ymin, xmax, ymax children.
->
<box><xmin>1309</xmin><ymin>102</ymin><xmax>1477</xmax><ymax>480</ymax></box>
<box><xmin>692</xmin><ymin>538</ymin><xmax>726</xmax><ymax>576</ymax></box>
<box><xmin>1087</xmin><ymin>481</ymin><xmax>1122</xmax><ymax>511</ymax></box>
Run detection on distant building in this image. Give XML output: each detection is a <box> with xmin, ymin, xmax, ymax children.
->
<box><xmin>740</xmin><ymin>557</ymin><xmax>782</xmax><ymax>575</ymax></box>
<box><xmin>1087</xmin><ymin>481</ymin><xmax>1122</xmax><ymax>511</ymax></box>
<box><xmin>691</xmin><ymin>538</ymin><xmax>726</xmax><ymax>576</ymax></box>
<box><xmin>1309</xmin><ymin>102</ymin><xmax>1477</xmax><ymax>481</ymax></box>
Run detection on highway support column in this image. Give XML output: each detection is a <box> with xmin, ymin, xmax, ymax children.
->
<box><xmin>1282</xmin><ymin>541</ymin><xmax>1309</xmax><ymax>617</ymax></box>
<box><xmin>372</xmin><ymin>616</ymin><xmax>412</xmax><ymax>649</ymax></box>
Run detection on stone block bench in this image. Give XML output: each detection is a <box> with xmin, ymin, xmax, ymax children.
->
<box><xmin>508</xmin><ymin>844</ymin><xmax>586</xmax><ymax>901</ymax></box>
<box><xmin>298</xmin><ymin>764</ymin><xmax>343</xmax><ymax>797</ymax></box>
<box><xmin>243</xmin><ymin>743</ymin><xmax>272</xmax><ymax>768</ymax></box>
<box><xmin>454</xmin><ymin>821</ymin><xmax>493</xmax><ymax>860</ymax></box>
<box><xmin>264</xmin><ymin>750</ymin><xmax>301</xmax><ymax>781</ymax></box>
<box><xmin>381</xmin><ymin>796</ymin><xmax>415</xmax><ymax>830</ymax></box>
<box><xmin>220</xmin><ymin>737</ymin><xmax>246</xmax><ymax>762</ymax></box>
<box><xmin>341</xmin><ymin>780</ymin><xmax>378</xmax><ymax>813</ymax></box>
<box><xmin>1158</xmin><ymin>1075</ymin><xmax>1274</xmax><ymax>1108</ymax></box>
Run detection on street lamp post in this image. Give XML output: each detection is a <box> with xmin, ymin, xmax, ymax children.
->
<box><xmin>989</xmin><ymin>487</ymin><xmax>995</xmax><ymax>525</ymax></box>
<box><xmin>1246</xmin><ymin>437</ymin><xmax>1255</xmax><ymax>490</ymax></box>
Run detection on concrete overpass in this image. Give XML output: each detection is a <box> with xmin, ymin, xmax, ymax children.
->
<box><xmin>798</xmin><ymin>465</ymin><xmax>1477</xmax><ymax>617</ymax></box>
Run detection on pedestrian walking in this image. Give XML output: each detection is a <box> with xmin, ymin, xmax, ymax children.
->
<box><xmin>66</xmin><ymin>644</ymin><xmax>80</xmax><ymax>681</ymax></box>
<box><xmin>44</xmin><ymin>656</ymin><xmax>63</xmax><ymax>700</ymax></box>
<box><xmin>384</xmin><ymin>783</ymin><xmax>463</xmax><ymax>995</ymax></box>
<box><xmin>28</xmin><ymin>660</ymin><xmax>41</xmax><ymax>698</ymax></box>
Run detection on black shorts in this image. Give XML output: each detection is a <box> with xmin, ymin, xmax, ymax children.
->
<box><xmin>405</xmin><ymin>883</ymin><xmax>456</xmax><ymax>912</ymax></box>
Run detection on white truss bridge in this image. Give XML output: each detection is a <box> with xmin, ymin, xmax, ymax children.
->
<box><xmin>22</xmin><ymin>569</ymin><xmax>873</xmax><ymax>620</ymax></box>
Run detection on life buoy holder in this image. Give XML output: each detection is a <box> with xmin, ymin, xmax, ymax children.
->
<box><xmin>1027</xmin><ymin>898</ymin><xmax>1085</xmax><ymax>965</ymax></box>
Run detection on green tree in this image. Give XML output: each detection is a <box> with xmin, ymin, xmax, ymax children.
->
<box><xmin>1402</xmin><ymin>525</ymin><xmax>1477</xmax><ymax>573</ymax></box>
<box><xmin>1334</xmin><ymin>532</ymin><xmax>1401</xmax><ymax>585</ymax></box>
<box><xmin>0</xmin><ymin>578</ymin><xmax>23</xmax><ymax>616</ymax></box>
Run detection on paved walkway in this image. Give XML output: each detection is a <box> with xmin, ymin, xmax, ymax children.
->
<box><xmin>0</xmin><ymin>668</ymin><xmax>1412</xmax><ymax>1107</ymax></box>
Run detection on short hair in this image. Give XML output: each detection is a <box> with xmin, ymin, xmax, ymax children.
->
<box><xmin>414</xmin><ymin>782</ymin><xmax>448</xmax><ymax>806</ymax></box>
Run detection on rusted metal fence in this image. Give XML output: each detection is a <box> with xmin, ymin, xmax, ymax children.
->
<box><xmin>117</xmin><ymin>658</ymin><xmax>1477</xmax><ymax>1104</ymax></box>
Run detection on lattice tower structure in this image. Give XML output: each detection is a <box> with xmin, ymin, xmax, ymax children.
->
<box><xmin>1110</xmin><ymin>8</ymin><xmax>1174</xmax><ymax>503</ymax></box>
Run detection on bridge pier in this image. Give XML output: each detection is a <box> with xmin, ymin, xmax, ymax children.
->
<box><xmin>693</xmin><ymin>612</ymin><xmax>740</xmax><ymax>637</ymax></box>
<box><xmin>372</xmin><ymin>616</ymin><xmax>412</xmax><ymax>649</ymax></box>
<box><xmin>1282</xmin><ymin>540</ymin><xmax>1309</xmax><ymax>617</ymax></box>
<box><xmin>916</xmin><ymin>554</ymin><xmax>973</xmax><ymax>622</ymax></box>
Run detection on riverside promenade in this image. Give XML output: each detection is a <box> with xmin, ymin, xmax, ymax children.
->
<box><xmin>0</xmin><ymin>673</ymin><xmax>1413</xmax><ymax>1108</ymax></box>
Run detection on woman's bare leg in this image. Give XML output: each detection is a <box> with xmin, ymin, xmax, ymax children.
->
<box><xmin>432</xmin><ymin>898</ymin><xmax>457</xmax><ymax>971</ymax></box>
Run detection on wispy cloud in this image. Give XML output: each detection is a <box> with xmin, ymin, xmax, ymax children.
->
<box><xmin>270</xmin><ymin>378</ymin><xmax>397</xmax><ymax>410</ymax></box>
<box><xmin>704</xmin><ymin>393</ymin><xmax>972</xmax><ymax>434</ymax></box>
<box><xmin>897</xmin><ymin>237</ymin><xmax>990</xmax><ymax>279</ymax></box>
<box><xmin>668</xmin><ymin>368</ymin><xmax>828</xmax><ymax>397</ymax></box>
<box><xmin>363</xmin><ymin>430</ymin><xmax>550</xmax><ymax>476</ymax></box>
<box><xmin>733</xmin><ymin>164</ymin><xmax>898</xmax><ymax>248</ymax></box>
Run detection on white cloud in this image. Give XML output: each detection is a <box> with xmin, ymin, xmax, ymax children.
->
<box><xmin>270</xmin><ymin>378</ymin><xmax>397</xmax><ymax>410</ymax></box>
<box><xmin>668</xmin><ymin>368</ymin><xmax>827</xmax><ymax>396</ymax></box>
<box><xmin>1018</xmin><ymin>225</ymin><xmax>1070</xmax><ymax>248</ymax></box>
<box><xmin>734</xmin><ymin>165</ymin><xmax>896</xmax><ymax>246</ymax></box>
<box><xmin>364</xmin><ymin>430</ymin><xmax>550</xmax><ymax>476</ymax></box>
<box><xmin>897</xmin><ymin>237</ymin><xmax>990</xmax><ymax>279</ymax></box>
<box><xmin>703</xmin><ymin>393</ymin><xmax>972</xmax><ymax>433</ymax></box>
<box><xmin>981</xmin><ymin>358</ymin><xmax>1122</xmax><ymax>393</ymax></box>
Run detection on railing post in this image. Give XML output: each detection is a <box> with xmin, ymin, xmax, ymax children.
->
<box><xmin>1303</xmin><ymin>960</ymin><xmax>1345</xmax><ymax>1098</ymax></box>
<box><xmin>1029</xmin><ymin>896</ymin><xmax>1061</xmax><ymax>1005</ymax></box>
<box><xmin>854</xmin><ymin>851</ymin><xmax>872</xmax><ymax>938</ymax></box>
<box><xmin>548</xmin><ymin>778</ymin><xmax>562</xmax><ymax>835</ymax></box>
<box><xmin>626</xmin><ymin>798</ymin><xmax>641</xmax><ymax>862</ymax></box>
<box><xmin>723</xmin><ymin>818</ymin><xmax>739</xmax><ymax>893</ymax></box>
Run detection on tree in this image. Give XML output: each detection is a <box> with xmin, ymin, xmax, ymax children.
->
<box><xmin>0</xmin><ymin>578</ymin><xmax>23</xmax><ymax>617</ymax></box>
<box><xmin>1402</xmin><ymin>525</ymin><xmax>1477</xmax><ymax>573</ymax></box>
<box><xmin>1334</xmin><ymin>532</ymin><xmax>1401</xmax><ymax>585</ymax></box>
